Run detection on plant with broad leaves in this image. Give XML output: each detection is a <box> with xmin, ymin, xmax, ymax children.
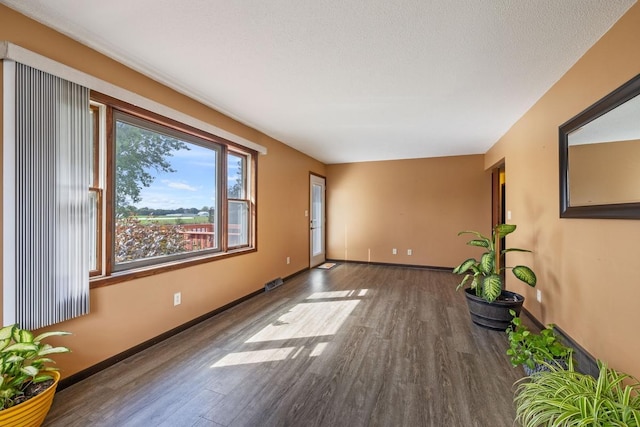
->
<box><xmin>453</xmin><ymin>223</ymin><xmax>536</xmax><ymax>302</ymax></box>
<box><xmin>0</xmin><ymin>324</ymin><xmax>70</xmax><ymax>410</ymax></box>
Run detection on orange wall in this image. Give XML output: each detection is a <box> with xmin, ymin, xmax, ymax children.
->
<box><xmin>486</xmin><ymin>3</ymin><xmax>640</xmax><ymax>378</ymax></box>
<box><xmin>326</xmin><ymin>155</ymin><xmax>491</xmax><ymax>267</ymax></box>
<box><xmin>0</xmin><ymin>60</ymin><xmax>3</xmax><ymax>319</ymax></box>
<box><xmin>0</xmin><ymin>5</ymin><xmax>325</xmax><ymax>377</ymax></box>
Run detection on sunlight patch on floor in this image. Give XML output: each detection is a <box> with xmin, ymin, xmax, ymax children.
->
<box><xmin>211</xmin><ymin>289</ymin><xmax>365</xmax><ymax>368</ymax></box>
<box><xmin>211</xmin><ymin>347</ymin><xmax>296</xmax><ymax>367</ymax></box>
<box><xmin>310</xmin><ymin>342</ymin><xmax>327</xmax><ymax>357</ymax></box>
<box><xmin>246</xmin><ymin>300</ymin><xmax>360</xmax><ymax>342</ymax></box>
<box><xmin>306</xmin><ymin>289</ymin><xmax>368</xmax><ymax>299</ymax></box>
<box><xmin>210</xmin><ymin>341</ymin><xmax>329</xmax><ymax>368</ymax></box>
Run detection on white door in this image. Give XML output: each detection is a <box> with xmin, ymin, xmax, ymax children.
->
<box><xmin>310</xmin><ymin>174</ymin><xmax>326</xmax><ymax>267</ymax></box>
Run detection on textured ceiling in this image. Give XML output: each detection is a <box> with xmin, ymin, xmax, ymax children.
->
<box><xmin>0</xmin><ymin>0</ymin><xmax>636</xmax><ymax>163</ymax></box>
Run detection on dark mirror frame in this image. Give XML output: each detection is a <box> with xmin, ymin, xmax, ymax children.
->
<box><xmin>559</xmin><ymin>73</ymin><xmax>640</xmax><ymax>219</ymax></box>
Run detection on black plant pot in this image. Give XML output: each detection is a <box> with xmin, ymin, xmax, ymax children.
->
<box><xmin>464</xmin><ymin>288</ymin><xmax>524</xmax><ymax>331</ymax></box>
<box><xmin>523</xmin><ymin>358</ymin><xmax>569</xmax><ymax>376</ymax></box>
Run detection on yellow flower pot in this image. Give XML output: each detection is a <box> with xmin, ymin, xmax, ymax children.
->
<box><xmin>0</xmin><ymin>370</ymin><xmax>60</xmax><ymax>427</ymax></box>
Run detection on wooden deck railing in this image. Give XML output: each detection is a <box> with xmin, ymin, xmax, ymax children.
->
<box><xmin>179</xmin><ymin>223</ymin><xmax>243</xmax><ymax>250</ymax></box>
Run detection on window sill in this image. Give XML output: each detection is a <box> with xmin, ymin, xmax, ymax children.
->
<box><xmin>90</xmin><ymin>247</ymin><xmax>256</xmax><ymax>289</ymax></box>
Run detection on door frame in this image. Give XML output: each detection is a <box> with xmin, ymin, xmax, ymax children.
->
<box><xmin>309</xmin><ymin>173</ymin><xmax>326</xmax><ymax>267</ymax></box>
<box><xmin>492</xmin><ymin>163</ymin><xmax>506</xmax><ymax>280</ymax></box>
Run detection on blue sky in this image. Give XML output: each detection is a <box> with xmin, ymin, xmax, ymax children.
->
<box><xmin>134</xmin><ymin>142</ymin><xmax>240</xmax><ymax>210</ymax></box>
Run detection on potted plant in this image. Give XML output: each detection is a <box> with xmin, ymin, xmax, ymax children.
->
<box><xmin>0</xmin><ymin>324</ymin><xmax>70</xmax><ymax>427</ymax></box>
<box><xmin>506</xmin><ymin>310</ymin><xmax>572</xmax><ymax>375</ymax></box>
<box><xmin>514</xmin><ymin>361</ymin><xmax>640</xmax><ymax>426</ymax></box>
<box><xmin>453</xmin><ymin>223</ymin><xmax>536</xmax><ymax>330</ymax></box>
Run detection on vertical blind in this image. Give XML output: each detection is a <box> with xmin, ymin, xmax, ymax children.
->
<box><xmin>11</xmin><ymin>62</ymin><xmax>90</xmax><ymax>329</ymax></box>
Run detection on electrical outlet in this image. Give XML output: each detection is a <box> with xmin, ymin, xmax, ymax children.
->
<box><xmin>286</xmin><ymin>256</ymin><xmax>290</xmax><ymax>264</ymax></box>
<box><xmin>392</xmin><ymin>248</ymin><xmax>397</xmax><ymax>255</ymax></box>
<box><xmin>174</xmin><ymin>292</ymin><xmax>181</xmax><ymax>306</ymax></box>
<box><xmin>536</xmin><ymin>289</ymin><xmax>542</xmax><ymax>303</ymax></box>
<box><xmin>407</xmin><ymin>249</ymin><xmax>412</xmax><ymax>255</ymax></box>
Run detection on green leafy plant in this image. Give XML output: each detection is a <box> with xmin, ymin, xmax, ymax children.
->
<box><xmin>514</xmin><ymin>360</ymin><xmax>640</xmax><ymax>426</ymax></box>
<box><xmin>0</xmin><ymin>324</ymin><xmax>70</xmax><ymax>410</ymax></box>
<box><xmin>453</xmin><ymin>223</ymin><xmax>536</xmax><ymax>302</ymax></box>
<box><xmin>506</xmin><ymin>310</ymin><xmax>572</xmax><ymax>373</ymax></box>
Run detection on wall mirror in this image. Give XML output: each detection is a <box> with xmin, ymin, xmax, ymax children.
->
<box><xmin>559</xmin><ymin>73</ymin><xmax>640</xmax><ymax>219</ymax></box>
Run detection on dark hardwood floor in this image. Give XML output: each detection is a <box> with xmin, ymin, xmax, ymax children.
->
<box><xmin>44</xmin><ymin>264</ymin><xmax>523</xmax><ymax>427</ymax></box>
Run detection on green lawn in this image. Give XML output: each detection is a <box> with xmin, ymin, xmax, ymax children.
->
<box><xmin>136</xmin><ymin>215</ymin><xmax>211</xmax><ymax>225</ymax></box>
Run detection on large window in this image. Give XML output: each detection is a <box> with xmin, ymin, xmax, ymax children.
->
<box><xmin>90</xmin><ymin>95</ymin><xmax>256</xmax><ymax>279</ymax></box>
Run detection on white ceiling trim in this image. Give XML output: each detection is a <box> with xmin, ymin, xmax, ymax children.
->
<box><xmin>0</xmin><ymin>41</ymin><xmax>267</xmax><ymax>155</ymax></box>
